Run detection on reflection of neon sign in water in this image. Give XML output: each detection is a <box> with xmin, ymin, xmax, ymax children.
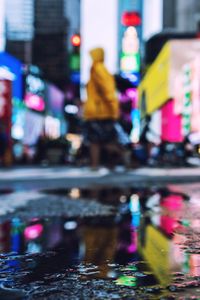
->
<box><xmin>160</xmin><ymin>195</ymin><xmax>183</xmax><ymax>236</ymax></box>
<box><xmin>24</xmin><ymin>224</ymin><xmax>43</xmax><ymax>240</ymax></box>
<box><xmin>130</xmin><ymin>194</ymin><xmax>140</xmax><ymax>228</ymax></box>
<box><xmin>116</xmin><ymin>275</ymin><xmax>137</xmax><ymax>287</ymax></box>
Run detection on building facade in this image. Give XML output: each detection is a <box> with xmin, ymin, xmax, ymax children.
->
<box><xmin>4</xmin><ymin>0</ymin><xmax>80</xmax><ymax>89</ymax></box>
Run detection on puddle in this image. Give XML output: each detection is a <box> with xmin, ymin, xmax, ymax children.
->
<box><xmin>0</xmin><ymin>186</ymin><xmax>200</xmax><ymax>299</ymax></box>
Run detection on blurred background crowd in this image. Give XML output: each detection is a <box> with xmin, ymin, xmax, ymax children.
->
<box><xmin>0</xmin><ymin>0</ymin><xmax>200</xmax><ymax>168</ymax></box>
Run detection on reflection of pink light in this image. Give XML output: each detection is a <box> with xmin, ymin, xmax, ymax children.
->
<box><xmin>126</xmin><ymin>88</ymin><xmax>137</xmax><ymax>99</ymax></box>
<box><xmin>190</xmin><ymin>254</ymin><xmax>200</xmax><ymax>276</ymax></box>
<box><xmin>25</xmin><ymin>93</ymin><xmax>45</xmax><ymax>112</ymax></box>
<box><xmin>24</xmin><ymin>224</ymin><xmax>43</xmax><ymax>240</ymax></box>
<box><xmin>128</xmin><ymin>229</ymin><xmax>138</xmax><ymax>253</ymax></box>
<box><xmin>160</xmin><ymin>195</ymin><xmax>183</xmax><ymax>235</ymax></box>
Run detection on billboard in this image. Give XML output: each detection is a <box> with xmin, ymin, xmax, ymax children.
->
<box><xmin>138</xmin><ymin>42</ymin><xmax>170</xmax><ymax>116</ymax></box>
<box><xmin>0</xmin><ymin>79</ymin><xmax>12</xmax><ymax>164</ymax></box>
<box><xmin>0</xmin><ymin>52</ymin><xmax>22</xmax><ymax>100</ymax></box>
<box><xmin>23</xmin><ymin>110</ymin><xmax>44</xmax><ymax>145</ymax></box>
<box><xmin>139</xmin><ymin>39</ymin><xmax>200</xmax><ymax>116</ymax></box>
<box><xmin>161</xmin><ymin>99</ymin><xmax>183</xmax><ymax>142</ymax></box>
<box><xmin>47</xmin><ymin>84</ymin><xmax>64</xmax><ymax>118</ymax></box>
<box><xmin>24</xmin><ymin>66</ymin><xmax>45</xmax><ymax>112</ymax></box>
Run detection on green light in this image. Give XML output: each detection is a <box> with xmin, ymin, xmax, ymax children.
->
<box><xmin>115</xmin><ymin>275</ymin><xmax>137</xmax><ymax>287</ymax></box>
<box><xmin>120</xmin><ymin>52</ymin><xmax>140</xmax><ymax>73</ymax></box>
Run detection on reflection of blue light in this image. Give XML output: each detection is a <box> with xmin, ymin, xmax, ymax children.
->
<box><xmin>11</xmin><ymin>217</ymin><xmax>23</xmax><ymax>253</ymax></box>
<box><xmin>131</xmin><ymin>109</ymin><xmax>140</xmax><ymax>125</ymax></box>
<box><xmin>132</xmin><ymin>213</ymin><xmax>140</xmax><ymax>228</ymax></box>
<box><xmin>64</xmin><ymin>221</ymin><xmax>77</xmax><ymax>230</ymax></box>
<box><xmin>129</xmin><ymin>194</ymin><xmax>141</xmax><ymax>227</ymax></box>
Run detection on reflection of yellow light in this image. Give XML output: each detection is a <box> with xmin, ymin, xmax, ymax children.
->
<box><xmin>69</xmin><ymin>188</ymin><xmax>80</xmax><ymax>199</ymax></box>
<box><xmin>138</xmin><ymin>225</ymin><xmax>171</xmax><ymax>286</ymax></box>
<box><xmin>198</xmin><ymin>146</ymin><xmax>200</xmax><ymax>154</ymax></box>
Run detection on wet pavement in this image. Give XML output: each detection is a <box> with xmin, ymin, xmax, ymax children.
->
<box><xmin>0</xmin><ymin>185</ymin><xmax>200</xmax><ymax>299</ymax></box>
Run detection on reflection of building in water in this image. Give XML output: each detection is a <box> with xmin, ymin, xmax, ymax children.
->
<box><xmin>138</xmin><ymin>225</ymin><xmax>173</xmax><ymax>286</ymax></box>
<box><xmin>160</xmin><ymin>194</ymin><xmax>184</xmax><ymax>236</ymax></box>
<box><xmin>0</xmin><ymin>221</ymin><xmax>11</xmax><ymax>253</ymax></box>
<box><xmin>83</xmin><ymin>226</ymin><xmax>118</xmax><ymax>278</ymax></box>
<box><xmin>138</xmin><ymin>191</ymin><xmax>187</xmax><ymax>286</ymax></box>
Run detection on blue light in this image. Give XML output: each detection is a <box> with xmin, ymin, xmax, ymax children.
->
<box><xmin>0</xmin><ymin>52</ymin><xmax>22</xmax><ymax>100</ymax></box>
<box><xmin>121</xmin><ymin>71</ymin><xmax>140</xmax><ymax>86</ymax></box>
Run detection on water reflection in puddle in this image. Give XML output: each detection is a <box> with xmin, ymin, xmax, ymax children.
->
<box><xmin>1</xmin><ymin>186</ymin><xmax>200</xmax><ymax>298</ymax></box>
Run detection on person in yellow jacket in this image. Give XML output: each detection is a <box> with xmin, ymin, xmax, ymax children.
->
<box><xmin>84</xmin><ymin>47</ymin><xmax>119</xmax><ymax>121</ymax></box>
<box><xmin>83</xmin><ymin>47</ymin><xmax>130</xmax><ymax>169</ymax></box>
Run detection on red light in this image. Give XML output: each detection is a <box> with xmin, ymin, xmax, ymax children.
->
<box><xmin>121</xmin><ymin>12</ymin><xmax>141</xmax><ymax>27</ymax></box>
<box><xmin>71</xmin><ymin>34</ymin><xmax>81</xmax><ymax>47</ymax></box>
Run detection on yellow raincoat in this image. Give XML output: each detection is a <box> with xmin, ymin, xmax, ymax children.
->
<box><xmin>83</xmin><ymin>48</ymin><xmax>119</xmax><ymax>121</ymax></box>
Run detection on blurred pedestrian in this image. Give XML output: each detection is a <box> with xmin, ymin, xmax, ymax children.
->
<box><xmin>35</xmin><ymin>133</ymin><xmax>47</xmax><ymax>164</ymax></box>
<box><xmin>83</xmin><ymin>47</ymin><xmax>130</xmax><ymax>170</ymax></box>
<box><xmin>0</xmin><ymin>126</ymin><xmax>8</xmax><ymax>167</ymax></box>
<box><xmin>140</xmin><ymin>115</ymin><xmax>151</xmax><ymax>162</ymax></box>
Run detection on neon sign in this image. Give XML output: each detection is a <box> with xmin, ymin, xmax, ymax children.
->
<box><xmin>120</xmin><ymin>26</ymin><xmax>140</xmax><ymax>84</ymax></box>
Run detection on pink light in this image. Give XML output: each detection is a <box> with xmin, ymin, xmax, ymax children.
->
<box><xmin>126</xmin><ymin>88</ymin><xmax>137</xmax><ymax>99</ymax></box>
<box><xmin>161</xmin><ymin>99</ymin><xmax>183</xmax><ymax>142</ymax></box>
<box><xmin>24</xmin><ymin>224</ymin><xmax>43</xmax><ymax>240</ymax></box>
<box><xmin>160</xmin><ymin>195</ymin><xmax>183</xmax><ymax>235</ymax></box>
<box><xmin>25</xmin><ymin>93</ymin><xmax>45</xmax><ymax>112</ymax></box>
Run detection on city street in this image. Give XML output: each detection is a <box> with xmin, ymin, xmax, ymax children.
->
<box><xmin>1</xmin><ymin>0</ymin><xmax>200</xmax><ymax>299</ymax></box>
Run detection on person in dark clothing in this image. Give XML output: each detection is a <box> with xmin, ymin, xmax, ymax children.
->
<box><xmin>35</xmin><ymin>134</ymin><xmax>47</xmax><ymax>163</ymax></box>
<box><xmin>140</xmin><ymin>115</ymin><xmax>151</xmax><ymax>162</ymax></box>
<box><xmin>140</xmin><ymin>115</ymin><xmax>151</xmax><ymax>144</ymax></box>
<box><xmin>0</xmin><ymin>126</ymin><xmax>8</xmax><ymax>166</ymax></box>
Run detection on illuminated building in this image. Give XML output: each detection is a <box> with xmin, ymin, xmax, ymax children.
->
<box><xmin>5</xmin><ymin>0</ymin><xmax>80</xmax><ymax>89</ymax></box>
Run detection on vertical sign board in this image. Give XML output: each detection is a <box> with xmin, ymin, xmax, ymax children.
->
<box><xmin>0</xmin><ymin>79</ymin><xmax>12</xmax><ymax>164</ymax></box>
<box><xmin>0</xmin><ymin>52</ymin><xmax>22</xmax><ymax>101</ymax></box>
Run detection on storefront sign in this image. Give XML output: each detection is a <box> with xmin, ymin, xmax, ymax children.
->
<box><xmin>161</xmin><ymin>99</ymin><xmax>183</xmax><ymax>142</ymax></box>
<box><xmin>24</xmin><ymin>66</ymin><xmax>45</xmax><ymax>112</ymax></box>
<box><xmin>0</xmin><ymin>79</ymin><xmax>12</xmax><ymax>165</ymax></box>
<box><xmin>0</xmin><ymin>52</ymin><xmax>22</xmax><ymax>101</ymax></box>
<box><xmin>182</xmin><ymin>65</ymin><xmax>192</xmax><ymax>136</ymax></box>
<box><xmin>139</xmin><ymin>40</ymin><xmax>200</xmax><ymax>116</ymax></box>
<box><xmin>24</xmin><ymin>93</ymin><xmax>45</xmax><ymax>112</ymax></box>
<box><xmin>120</xmin><ymin>26</ymin><xmax>140</xmax><ymax>85</ymax></box>
<box><xmin>47</xmin><ymin>84</ymin><xmax>64</xmax><ymax>118</ymax></box>
<box><xmin>0</xmin><ymin>79</ymin><xmax>11</xmax><ymax>130</ymax></box>
<box><xmin>45</xmin><ymin>116</ymin><xmax>61</xmax><ymax>139</ymax></box>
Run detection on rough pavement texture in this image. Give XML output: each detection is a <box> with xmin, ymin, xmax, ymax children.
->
<box><xmin>0</xmin><ymin>192</ymin><xmax>116</xmax><ymax>222</ymax></box>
